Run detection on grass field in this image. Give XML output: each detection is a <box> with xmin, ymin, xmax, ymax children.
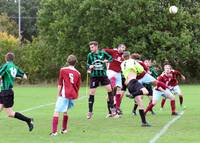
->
<box><xmin>0</xmin><ymin>85</ymin><xmax>199</xmax><ymax>143</ymax></box>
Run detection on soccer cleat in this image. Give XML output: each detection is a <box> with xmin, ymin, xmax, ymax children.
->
<box><xmin>49</xmin><ymin>132</ymin><xmax>58</xmax><ymax>136</ymax></box>
<box><xmin>171</xmin><ymin>112</ymin><xmax>179</xmax><ymax>116</ymax></box>
<box><xmin>27</xmin><ymin>118</ymin><xmax>34</xmax><ymax>132</ymax></box>
<box><xmin>111</xmin><ymin>113</ymin><xmax>121</xmax><ymax>119</ymax></box>
<box><xmin>132</xmin><ymin>111</ymin><xmax>137</xmax><ymax>116</ymax></box>
<box><xmin>87</xmin><ymin>112</ymin><xmax>93</xmax><ymax>119</ymax></box>
<box><xmin>116</xmin><ymin>108</ymin><xmax>123</xmax><ymax>115</ymax></box>
<box><xmin>106</xmin><ymin>114</ymin><xmax>112</xmax><ymax>118</ymax></box>
<box><xmin>141</xmin><ymin>122</ymin><xmax>151</xmax><ymax>127</ymax></box>
<box><xmin>60</xmin><ymin>129</ymin><xmax>68</xmax><ymax>134</ymax></box>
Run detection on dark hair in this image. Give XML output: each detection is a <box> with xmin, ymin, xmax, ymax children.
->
<box><xmin>89</xmin><ymin>41</ymin><xmax>98</xmax><ymax>46</ymax></box>
<box><xmin>67</xmin><ymin>54</ymin><xmax>77</xmax><ymax>66</ymax></box>
<box><xmin>5</xmin><ymin>52</ymin><xmax>15</xmax><ymax>61</ymax></box>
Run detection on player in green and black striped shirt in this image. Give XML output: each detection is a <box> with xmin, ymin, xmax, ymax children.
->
<box><xmin>0</xmin><ymin>52</ymin><xmax>34</xmax><ymax>132</ymax></box>
<box><xmin>86</xmin><ymin>41</ymin><xmax>119</xmax><ymax>119</ymax></box>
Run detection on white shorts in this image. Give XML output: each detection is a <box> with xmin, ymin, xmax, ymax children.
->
<box><xmin>138</xmin><ymin>73</ymin><xmax>156</xmax><ymax>84</ymax></box>
<box><xmin>170</xmin><ymin>85</ymin><xmax>181</xmax><ymax>96</ymax></box>
<box><xmin>152</xmin><ymin>88</ymin><xmax>173</xmax><ymax>101</ymax></box>
<box><xmin>107</xmin><ymin>70</ymin><xmax>122</xmax><ymax>88</ymax></box>
<box><xmin>55</xmin><ymin>96</ymin><xmax>74</xmax><ymax>112</ymax></box>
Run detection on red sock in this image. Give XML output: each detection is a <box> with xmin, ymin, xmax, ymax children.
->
<box><xmin>62</xmin><ymin>115</ymin><xmax>68</xmax><ymax>131</ymax></box>
<box><xmin>179</xmin><ymin>96</ymin><xmax>183</xmax><ymax>106</ymax></box>
<box><xmin>170</xmin><ymin>100</ymin><xmax>176</xmax><ymax>113</ymax></box>
<box><xmin>145</xmin><ymin>103</ymin><xmax>155</xmax><ymax>114</ymax></box>
<box><xmin>115</xmin><ymin>94</ymin><xmax>121</xmax><ymax>110</ymax></box>
<box><xmin>52</xmin><ymin>116</ymin><xmax>58</xmax><ymax>133</ymax></box>
<box><xmin>161</xmin><ymin>98</ymin><xmax>166</xmax><ymax>108</ymax></box>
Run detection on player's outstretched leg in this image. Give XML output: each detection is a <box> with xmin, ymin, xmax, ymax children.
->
<box><xmin>135</xmin><ymin>96</ymin><xmax>151</xmax><ymax>127</ymax></box>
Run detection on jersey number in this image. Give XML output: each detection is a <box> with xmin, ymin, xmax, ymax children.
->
<box><xmin>10</xmin><ymin>67</ymin><xmax>17</xmax><ymax>78</ymax></box>
<box><xmin>69</xmin><ymin>73</ymin><xmax>74</xmax><ymax>84</ymax></box>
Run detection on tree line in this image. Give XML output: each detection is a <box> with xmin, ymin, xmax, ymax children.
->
<box><xmin>0</xmin><ymin>0</ymin><xmax>200</xmax><ymax>83</ymax></box>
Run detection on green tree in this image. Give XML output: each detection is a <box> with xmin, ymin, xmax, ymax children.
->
<box><xmin>35</xmin><ymin>0</ymin><xmax>200</xmax><ymax>82</ymax></box>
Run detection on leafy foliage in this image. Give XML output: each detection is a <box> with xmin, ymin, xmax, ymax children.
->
<box><xmin>35</xmin><ymin>0</ymin><xmax>200</xmax><ymax>82</ymax></box>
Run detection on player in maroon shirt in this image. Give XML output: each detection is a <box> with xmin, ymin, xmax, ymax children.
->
<box><xmin>50</xmin><ymin>55</ymin><xmax>81</xmax><ymax>136</ymax></box>
<box><xmin>159</xmin><ymin>64</ymin><xmax>186</xmax><ymax>109</ymax></box>
<box><xmin>144</xmin><ymin>81</ymin><xmax>178</xmax><ymax>115</ymax></box>
<box><xmin>103</xmin><ymin>44</ymin><xmax>126</xmax><ymax>116</ymax></box>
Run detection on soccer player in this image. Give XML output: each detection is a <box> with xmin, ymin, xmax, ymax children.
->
<box><xmin>144</xmin><ymin>81</ymin><xmax>178</xmax><ymax>116</ymax></box>
<box><xmin>121</xmin><ymin>51</ymin><xmax>150</xmax><ymax>127</ymax></box>
<box><xmin>50</xmin><ymin>55</ymin><xmax>81</xmax><ymax>136</ymax></box>
<box><xmin>159</xmin><ymin>64</ymin><xmax>186</xmax><ymax>109</ymax></box>
<box><xmin>103</xmin><ymin>44</ymin><xmax>126</xmax><ymax>116</ymax></box>
<box><xmin>130</xmin><ymin>55</ymin><xmax>155</xmax><ymax>115</ymax></box>
<box><xmin>0</xmin><ymin>52</ymin><xmax>34</xmax><ymax>132</ymax></box>
<box><xmin>87</xmin><ymin>41</ymin><xmax>118</xmax><ymax>119</ymax></box>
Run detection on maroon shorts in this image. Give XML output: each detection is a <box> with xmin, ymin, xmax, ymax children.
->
<box><xmin>90</xmin><ymin>77</ymin><xmax>110</xmax><ymax>88</ymax></box>
<box><xmin>0</xmin><ymin>89</ymin><xmax>14</xmax><ymax>108</ymax></box>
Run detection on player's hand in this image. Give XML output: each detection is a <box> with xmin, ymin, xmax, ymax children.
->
<box><xmin>23</xmin><ymin>74</ymin><xmax>28</xmax><ymax>80</ymax></box>
<box><xmin>89</xmin><ymin>65</ymin><xmax>94</xmax><ymax>70</ymax></box>
<box><xmin>181</xmin><ymin>75</ymin><xmax>186</xmax><ymax>81</ymax></box>
<box><xmin>103</xmin><ymin>59</ymin><xmax>108</xmax><ymax>63</ymax></box>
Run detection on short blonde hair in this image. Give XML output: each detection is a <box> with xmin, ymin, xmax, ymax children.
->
<box><xmin>67</xmin><ymin>54</ymin><xmax>77</xmax><ymax>66</ymax></box>
<box><xmin>5</xmin><ymin>52</ymin><xmax>15</xmax><ymax>61</ymax></box>
<box><xmin>89</xmin><ymin>41</ymin><xmax>98</xmax><ymax>46</ymax></box>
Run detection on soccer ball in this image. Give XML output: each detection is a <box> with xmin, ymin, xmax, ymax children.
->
<box><xmin>169</xmin><ymin>6</ymin><xmax>178</xmax><ymax>14</ymax></box>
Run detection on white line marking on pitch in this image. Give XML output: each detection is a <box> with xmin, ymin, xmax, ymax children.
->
<box><xmin>20</xmin><ymin>95</ymin><xmax>86</xmax><ymax>113</ymax></box>
<box><xmin>149</xmin><ymin>111</ymin><xmax>184</xmax><ymax>143</ymax></box>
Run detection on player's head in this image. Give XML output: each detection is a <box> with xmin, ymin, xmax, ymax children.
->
<box><xmin>67</xmin><ymin>54</ymin><xmax>77</xmax><ymax>66</ymax></box>
<box><xmin>5</xmin><ymin>52</ymin><xmax>15</xmax><ymax>62</ymax></box>
<box><xmin>89</xmin><ymin>41</ymin><xmax>98</xmax><ymax>53</ymax></box>
<box><xmin>117</xmin><ymin>44</ymin><xmax>126</xmax><ymax>53</ymax></box>
<box><xmin>164</xmin><ymin>64</ymin><xmax>172</xmax><ymax>74</ymax></box>
<box><xmin>122</xmin><ymin>51</ymin><xmax>130</xmax><ymax>60</ymax></box>
<box><xmin>131</xmin><ymin>53</ymin><xmax>141</xmax><ymax>60</ymax></box>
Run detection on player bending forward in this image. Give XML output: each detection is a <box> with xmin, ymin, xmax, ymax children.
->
<box><xmin>144</xmin><ymin>81</ymin><xmax>178</xmax><ymax>116</ymax></box>
<box><xmin>50</xmin><ymin>55</ymin><xmax>81</xmax><ymax>136</ymax></box>
<box><xmin>121</xmin><ymin>51</ymin><xmax>150</xmax><ymax>127</ymax></box>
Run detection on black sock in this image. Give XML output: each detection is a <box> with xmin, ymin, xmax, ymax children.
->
<box><xmin>108</xmin><ymin>92</ymin><xmax>114</xmax><ymax>108</ymax></box>
<box><xmin>14</xmin><ymin>112</ymin><xmax>31</xmax><ymax>123</ymax></box>
<box><xmin>139</xmin><ymin>109</ymin><xmax>147</xmax><ymax>124</ymax></box>
<box><xmin>107</xmin><ymin>101</ymin><xmax>111</xmax><ymax>114</ymax></box>
<box><xmin>88</xmin><ymin>95</ymin><xmax>94</xmax><ymax>112</ymax></box>
<box><xmin>133</xmin><ymin>103</ymin><xmax>138</xmax><ymax>112</ymax></box>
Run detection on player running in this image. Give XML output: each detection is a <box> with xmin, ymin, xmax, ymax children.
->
<box><xmin>159</xmin><ymin>64</ymin><xmax>186</xmax><ymax>109</ymax></box>
<box><xmin>50</xmin><ymin>55</ymin><xmax>81</xmax><ymax>136</ymax></box>
<box><xmin>144</xmin><ymin>81</ymin><xmax>178</xmax><ymax>116</ymax></box>
<box><xmin>0</xmin><ymin>52</ymin><xmax>34</xmax><ymax>132</ymax></box>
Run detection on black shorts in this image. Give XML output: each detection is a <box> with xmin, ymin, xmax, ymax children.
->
<box><xmin>143</xmin><ymin>83</ymin><xmax>153</xmax><ymax>96</ymax></box>
<box><xmin>127</xmin><ymin>79</ymin><xmax>144</xmax><ymax>98</ymax></box>
<box><xmin>0</xmin><ymin>89</ymin><xmax>14</xmax><ymax>108</ymax></box>
<box><xmin>90</xmin><ymin>76</ymin><xmax>110</xmax><ymax>88</ymax></box>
